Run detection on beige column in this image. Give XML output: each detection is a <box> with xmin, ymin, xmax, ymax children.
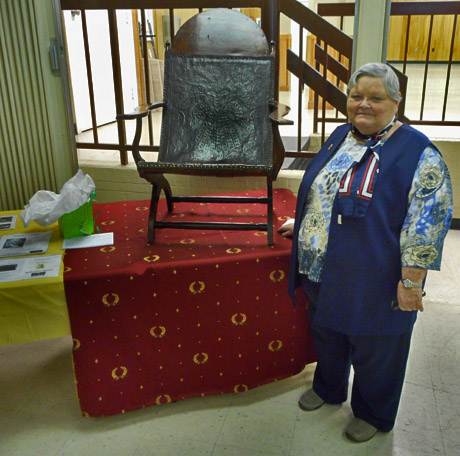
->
<box><xmin>352</xmin><ymin>0</ymin><xmax>391</xmax><ymax>71</ymax></box>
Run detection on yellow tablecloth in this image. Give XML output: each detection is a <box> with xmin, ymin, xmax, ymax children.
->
<box><xmin>0</xmin><ymin>210</ymin><xmax>71</xmax><ymax>346</ymax></box>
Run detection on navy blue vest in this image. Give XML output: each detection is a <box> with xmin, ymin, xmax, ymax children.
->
<box><xmin>289</xmin><ymin>123</ymin><xmax>433</xmax><ymax>335</ymax></box>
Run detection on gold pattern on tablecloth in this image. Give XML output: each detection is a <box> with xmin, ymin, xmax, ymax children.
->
<box><xmin>72</xmin><ymin>339</ymin><xmax>81</xmax><ymax>350</ymax></box>
<box><xmin>193</xmin><ymin>353</ymin><xmax>209</xmax><ymax>364</ymax></box>
<box><xmin>237</xmin><ymin>208</ymin><xmax>249</xmax><ymax>214</ymax></box>
<box><xmin>135</xmin><ymin>206</ymin><xmax>148</xmax><ymax>211</ymax></box>
<box><xmin>226</xmin><ymin>248</ymin><xmax>241</xmax><ymax>254</ymax></box>
<box><xmin>155</xmin><ymin>395</ymin><xmax>172</xmax><ymax>405</ymax></box>
<box><xmin>254</xmin><ymin>232</ymin><xmax>267</xmax><ymax>237</ymax></box>
<box><xmin>233</xmin><ymin>384</ymin><xmax>248</xmax><ymax>393</ymax></box>
<box><xmin>143</xmin><ymin>255</ymin><xmax>160</xmax><ymax>263</ymax></box>
<box><xmin>278</xmin><ymin>216</ymin><xmax>290</xmax><ymax>221</ymax></box>
<box><xmin>100</xmin><ymin>246</ymin><xmax>116</xmax><ymax>253</ymax></box>
<box><xmin>101</xmin><ymin>221</ymin><xmax>115</xmax><ymax>225</ymax></box>
<box><xmin>231</xmin><ymin>313</ymin><xmax>247</xmax><ymax>325</ymax></box>
<box><xmin>150</xmin><ymin>326</ymin><xmax>166</xmax><ymax>338</ymax></box>
<box><xmin>111</xmin><ymin>366</ymin><xmax>128</xmax><ymax>380</ymax></box>
<box><xmin>180</xmin><ymin>239</ymin><xmax>195</xmax><ymax>244</ymax></box>
<box><xmin>64</xmin><ymin>266</ymin><xmax>72</xmax><ymax>273</ymax></box>
<box><xmin>172</xmin><ymin>213</ymin><xmax>185</xmax><ymax>218</ymax></box>
<box><xmin>268</xmin><ymin>340</ymin><xmax>283</xmax><ymax>351</ymax></box>
<box><xmin>269</xmin><ymin>270</ymin><xmax>285</xmax><ymax>282</ymax></box>
<box><xmin>189</xmin><ymin>281</ymin><xmax>205</xmax><ymax>294</ymax></box>
<box><xmin>102</xmin><ymin>293</ymin><xmax>120</xmax><ymax>307</ymax></box>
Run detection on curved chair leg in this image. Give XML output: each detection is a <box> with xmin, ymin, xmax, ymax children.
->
<box><xmin>147</xmin><ymin>174</ymin><xmax>175</xmax><ymax>243</ymax></box>
<box><xmin>157</xmin><ymin>174</ymin><xmax>174</xmax><ymax>213</ymax></box>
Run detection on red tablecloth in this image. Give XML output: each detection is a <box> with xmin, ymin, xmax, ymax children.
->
<box><xmin>63</xmin><ymin>188</ymin><xmax>315</xmax><ymax>417</ymax></box>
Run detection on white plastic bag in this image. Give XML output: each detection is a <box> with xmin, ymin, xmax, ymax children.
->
<box><xmin>20</xmin><ymin>170</ymin><xmax>96</xmax><ymax>227</ymax></box>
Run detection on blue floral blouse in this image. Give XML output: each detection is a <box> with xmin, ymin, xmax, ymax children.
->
<box><xmin>298</xmin><ymin>131</ymin><xmax>453</xmax><ymax>282</ymax></box>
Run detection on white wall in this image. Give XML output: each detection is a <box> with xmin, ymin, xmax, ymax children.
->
<box><xmin>64</xmin><ymin>10</ymin><xmax>138</xmax><ymax>133</ymax></box>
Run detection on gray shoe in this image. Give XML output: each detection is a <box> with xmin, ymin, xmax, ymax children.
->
<box><xmin>345</xmin><ymin>417</ymin><xmax>378</xmax><ymax>442</ymax></box>
<box><xmin>298</xmin><ymin>388</ymin><xmax>325</xmax><ymax>411</ymax></box>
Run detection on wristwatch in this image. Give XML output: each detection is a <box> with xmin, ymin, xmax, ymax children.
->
<box><xmin>401</xmin><ymin>278</ymin><xmax>423</xmax><ymax>289</ymax></box>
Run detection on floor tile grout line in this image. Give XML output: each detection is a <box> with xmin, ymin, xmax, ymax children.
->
<box><xmin>287</xmin><ymin>403</ymin><xmax>301</xmax><ymax>456</ymax></box>
<box><xmin>51</xmin><ymin>428</ymin><xmax>80</xmax><ymax>456</ymax></box>
<box><xmin>432</xmin><ymin>389</ymin><xmax>449</xmax><ymax>456</ymax></box>
<box><xmin>209</xmin><ymin>398</ymin><xmax>234</xmax><ymax>456</ymax></box>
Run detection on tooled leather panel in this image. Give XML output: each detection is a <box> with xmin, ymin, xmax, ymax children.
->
<box><xmin>159</xmin><ymin>52</ymin><xmax>274</xmax><ymax>166</ymax></box>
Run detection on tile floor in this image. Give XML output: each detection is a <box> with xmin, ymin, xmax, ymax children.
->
<box><xmin>0</xmin><ymin>229</ymin><xmax>459</xmax><ymax>456</ymax></box>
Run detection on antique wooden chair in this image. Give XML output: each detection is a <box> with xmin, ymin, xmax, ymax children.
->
<box><xmin>117</xmin><ymin>8</ymin><xmax>292</xmax><ymax>245</ymax></box>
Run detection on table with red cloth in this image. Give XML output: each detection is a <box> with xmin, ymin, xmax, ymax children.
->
<box><xmin>63</xmin><ymin>188</ymin><xmax>316</xmax><ymax>417</ymax></box>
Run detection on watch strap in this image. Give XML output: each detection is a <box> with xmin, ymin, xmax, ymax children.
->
<box><xmin>401</xmin><ymin>278</ymin><xmax>423</xmax><ymax>289</ymax></box>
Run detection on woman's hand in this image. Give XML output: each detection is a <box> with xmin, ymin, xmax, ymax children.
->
<box><xmin>397</xmin><ymin>281</ymin><xmax>424</xmax><ymax>312</ymax></box>
<box><xmin>278</xmin><ymin>218</ymin><xmax>295</xmax><ymax>237</ymax></box>
<box><xmin>397</xmin><ymin>267</ymin><xmax>427</xmax><ymax>312</ymax></box>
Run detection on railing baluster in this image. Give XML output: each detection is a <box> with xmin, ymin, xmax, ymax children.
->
<box><xmin>442</xmin><ymin>14</ymin><xmax>457</xmax><ymax>121</ymax></box>
<box><xmin>336</xmin><ymin>14</ymin><xmax>344</xmax><ymax>119</ymax></box>
<box><xmin>108</xmin><ymin>9</ymin><xmax>128</xmax><ymax>165</ymax></box>
<box><xmin>321</xmin><ymin>42</ymin><xmax>328</xmax><ymax>145</ymax></box>
<box><xmin>297</xmin><ymin>25</ymin><xmax>303</xmax><ymax>153</ymax></box>
<box><xmin>419</xmin><ymin>14</ymin><xmax>434</xmax><ymax>121</ymax></box>
<box><xmin>141</xmin><ymin>9</ymin><xmax>154</xmax><ymax>146</ymax></box>
<box><xmin>313</xmin><ymin>37</ymin><xmax>320</xmax><ymax>134</ymax></box>
<box><xmin>403</xmin><ymin>15</ymin><xmax>411</xmax><ymax>74</ymax></box>
<box><xmin>81</xmin><ymin>10</ymin><xmax>99</xmax><ymax>144</ymax></box>
<box><xmin>169</xmin><ymin>9</ymin><xmax>175</xmax><ymax>40</ymax></box>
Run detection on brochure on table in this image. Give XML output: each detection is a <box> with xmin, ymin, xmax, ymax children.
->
<box><xmin>0</xmin><ymin>229</ymin><xmax>114</xmax><ymax>283</ymax></box>
<box><xmin>0</xmin><ymin>232</ymin><xmax>52</xmax><ymax>258</ymax></box>
<box><xmin>0</xmin><ymin>254</ymin><xmax>62</xmax><ymax>282</ymax></box>
<box><xmin>62</xmin><ymin>232</ymin><xmax>113</xmax><ymax>249</ymax></box>
<box><xmin>0</xmin><ymin>215</ymin><xmax>17</xmax><ymax>231</ymax></box>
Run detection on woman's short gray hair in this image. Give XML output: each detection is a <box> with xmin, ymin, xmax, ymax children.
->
<box><xmin>347</xmin><ymin>63</ymin><xmax>401</xmax><ymax>102</ymax></box>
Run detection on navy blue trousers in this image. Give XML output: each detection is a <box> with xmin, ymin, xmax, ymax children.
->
<box><xmin>303</xmin><ymin>280</ymin><xmax>413</xmax><ymax>432</ymax></box>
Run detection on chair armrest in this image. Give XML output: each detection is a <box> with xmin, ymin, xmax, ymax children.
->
<box><xmin>269</xmin><ymin>100</ymin><xmax>294</xmax><ymax>125</ymax></box>
<box><xmin>116</xmin><ymin>102</ymin><xmax>165</xmax><ymax>120</ymax></box>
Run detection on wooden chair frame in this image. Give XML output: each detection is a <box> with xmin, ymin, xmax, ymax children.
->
<box><xmin>117</xmin><ymin>9</ymin><xmax>293</xmax><ymax>245</ymax></box>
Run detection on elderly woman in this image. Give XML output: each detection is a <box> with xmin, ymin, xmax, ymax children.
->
<box><xmin>279</xmin><ymin>63</ymin><xmax>453</xmax><ymax>442</ymax></box>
